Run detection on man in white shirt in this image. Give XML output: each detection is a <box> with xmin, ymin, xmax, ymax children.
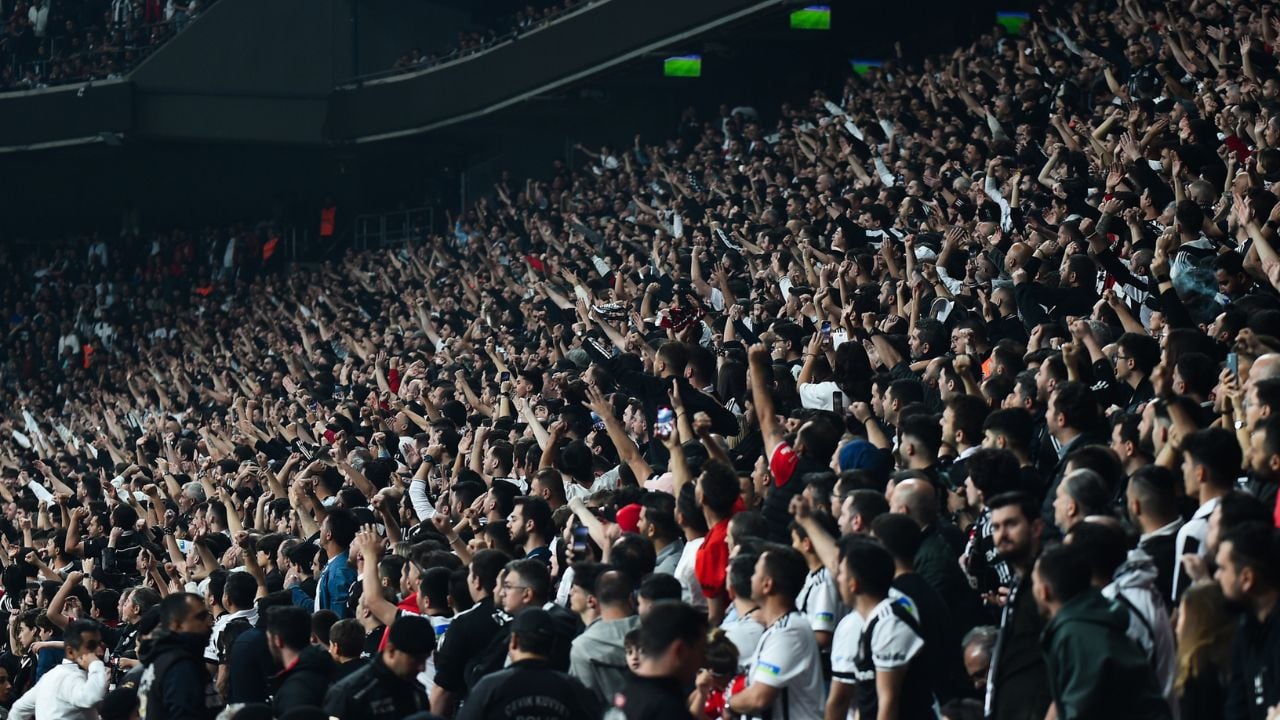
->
<box><xmin>791</xmin><ymin>514</ymin><xmax>842</xmax><ymax>653</ymax></box>
<box><xmin>205</xmin><ymin>571</ymin><xmax>259</xmax><ymax>665</ymax></box>
<box><xmin>728</xmin><ymin>545</ymin><xmax>825</xmax><ymax>720</ymax></box>
<box><xmin>829</xmin><ymin>537</ymin><xmax>940</xmax><ymax>720</ymax></box>
<box><xmin>720</xmin><ymin>554</ymin><xmax>763</xmax><ymax>670</ymax></box>
<box><xmin>9</xmin><ymin>620</ymin><xmax>109</xmax><ymax>720</ymax></box>
<box><xmin>1172</xmin><ymin>428</ymin><xmax>1238</xmax><ymax>602</ymax></box>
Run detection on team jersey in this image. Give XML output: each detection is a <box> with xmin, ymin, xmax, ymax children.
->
<box><xmin>797</xmin><ymin>567</ymin><xmax>843</xmax><ymax>634</ymax></box>
<box><xmin>746</xmin><ymin>611</ymin><xmax>825</xmax><ymax>720</ymax></box>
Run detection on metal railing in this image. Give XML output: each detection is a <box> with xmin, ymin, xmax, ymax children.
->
<box><xmin>349</xmin><ymin>0</ymin><xmax>603</xmax><ymax>85</ymax></box>
<box><xmin>2</xmin><ymin>3</ymin><xmax>219</xmax><ymax>92</ymax></box>
<box><xmin>353</xmin><ymin>207</ymin><xmax>435</xmax><ymax>250</ymax></box>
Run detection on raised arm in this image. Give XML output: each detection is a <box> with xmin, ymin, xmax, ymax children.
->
<box><xmin>748</xmin><ymin>344</ymin><xmax>784</xmax><ymax>456</ymax></box>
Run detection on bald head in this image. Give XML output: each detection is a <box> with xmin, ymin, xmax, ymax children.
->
<box><xmin>1005</xmin><ymin>243</ymin><xmax>1031</xmax><ymax>273</ymax></box>
<box><xmin>1250</xmin><ymin>353</ymin><xmax>1280</xmax><ymax>385</ymax></box>
<box><xmin>891</xmin><ymin>478</ymin><xmax>938</xmax><ymax>527</ymax></box>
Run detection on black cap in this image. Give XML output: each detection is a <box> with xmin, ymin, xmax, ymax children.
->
<box><xmin>509</xmin><ymin>608</ymin><xmax>556</xmax><ymax>647</ymax></box>
<box><xmin>387</xmin><ymin>614</ymin><xmax>436</xmax><ymax>657</ymax></box>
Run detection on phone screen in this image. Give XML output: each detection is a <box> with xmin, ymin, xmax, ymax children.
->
<box><xmin>654</xmin><ymin>406</ymin><xmax>675</xmax><ymax>440</ymax></box>
<box><xmin>572</xmin><ymin>524</ymin><xmax>590</xmax><ymax>555</ymax></box>
<box><xmin>832</xmin><ymin>391</ymin><xmax>844</xmax><ymax>415</ymax></box>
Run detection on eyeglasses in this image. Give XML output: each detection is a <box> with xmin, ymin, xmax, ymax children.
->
<box><xmin>500</xmin><ymin>582</ymin><xmax>529</xmax><ymax>592</ymax></box>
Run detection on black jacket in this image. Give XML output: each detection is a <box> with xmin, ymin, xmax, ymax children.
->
<box><xmin>616</xmin><ymin>675</ymin><xmax>695</xmax><ymax>720</ymax></box>
<box><xmin>603</xmin><ymin>353</ymin><xmax>739</xmax><ymax>452</ymax></box>
<box><xmin>323</xmin><ymin>654</ymin><xmax>430</xmax><ymax>720</ymax></box>
<box><xmin>138</xmin><ymin>631</ymin><xmax>217</xmax><ymax>720</ymax></box>
<box><xmin>432</xmin><ymin>597</ymin><xmax>506</xmax><ymax>698</ymax></box>
<box><xmin>1012</xmin><ymin>256</ymin><xmax>1099</xmax><ymax>330</ymax></box>
<box><xmin>1226</xmin><ymin>598</ymin><xmax>1280</xmax><ymax>720</ymax></box>
<box><xmin>465</xmin><ymin>604</ymin><xmax>579</xmax><ymax>690</ymax></box>
<box><xmin>271</xmin><ymin>644</ymin><xmax>335</xmax><ymax>716</ymax></box>
<box><xmin>226</xmin><ymin>627</ymin><xmax>273</xmax><ymax>705</ymax></box>
<box><xmin>988</xmin><ymin>575</ymin><xmax>1051</xmax><ymax>720</ymax></box>
<box><xmin>332</xmin><ymin>656</ymin><xmax>369</xmax><ymax>682</ymax></box>
<box><xmin>1040</xmin><ymin>431</ymin><xmax>1108</xmax><ymax>539</ymax></box>
<box><xmin>457</xmin><ymin>658</ymin><xmax>600</xmax><ymax>720</ymax></box>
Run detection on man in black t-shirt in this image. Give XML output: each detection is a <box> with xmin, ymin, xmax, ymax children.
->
<box><xmin>431</xmin><ymin>549</ymin><xmax>509</xmax><ymax>717</ymax></box>
<box><xmin>458</xmin><ymin>609</ymin><xmax>599</xmax><ymax>720</ymax></box>
<box><xmin>616</xmin><ymin>601</ymin><xmax>707</xmax><ymax>720</ymax></box>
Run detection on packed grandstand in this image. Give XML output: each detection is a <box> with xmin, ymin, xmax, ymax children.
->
<box><xmin>0</xmin><ymin>1</ymin><xmax>1279</xmax><ymax>720</ymax></box>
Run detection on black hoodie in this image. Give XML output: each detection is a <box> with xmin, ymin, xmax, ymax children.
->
<box><xmin>271</xmin><ymin>644</ymin><xmax>336</xmax><ymax>716</ymax></box>
<box><xmin>138</xmin><ymin>631</ymin><xmax>215</xmax><ymax>720</ymax></box>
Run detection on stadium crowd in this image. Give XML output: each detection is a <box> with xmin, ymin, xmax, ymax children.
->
<box><xmin>389</xmin><ymin>0</ymin><xmax>588</xmax><ymax>73</ymax></box>
<box><xmin>3</xmin><ymin>0</ymin><xmax>1280</xmax><ymax>719</ymax></box>
<box><xmin>0</xmin><ymin>0</ymin><xmax>214</xmax><ymax>91</ymax></box>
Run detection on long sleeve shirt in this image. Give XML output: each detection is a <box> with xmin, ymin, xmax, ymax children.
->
<box><xmin>315</xmin><ymin>551</ymin><xmax>357</xmax><ymax>618</ymax></box>
<box><xmin>9</xmin><ymin>659</ymin><xmax>108</xmax><ymax>720</ymax></box>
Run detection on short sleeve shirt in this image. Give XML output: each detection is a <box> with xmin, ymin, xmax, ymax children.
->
<box><xmin>748</xmin><ymin>612</ymin><xmax>825</xmax><ymax>720</ymax></box>
<box><xmin>695</xmin><ymin>519</ymin><xmax>730</xmax><ymax>599</ymax></box>
<box><xmin>864</xmin><ymin>597</ymin><xmax>926</xmax><ymax>670</ymax></box>
<box><xmin>831</xmin><ymin>590</ymin><xmax>917</xmax><ymax>686</ymax></box>
<box><xmin>797</xmin><ymin>567</ymin><xmax>842</xmax><ymax>633</ymax></box>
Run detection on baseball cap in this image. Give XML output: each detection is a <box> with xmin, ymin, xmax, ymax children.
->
<box><xmin>509</xmin><ymin>608</ymin><xmax>556</xmax><ymax>647</ymax></box>
<box><xmin>615</xmin><ymin>503</ymin><xmax>642</xmax><ymax>534</ymax></box>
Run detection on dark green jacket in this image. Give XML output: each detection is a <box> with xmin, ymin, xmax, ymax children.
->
<box><xmin>914</xmin><ymin>523</ymin><xmax>983</xmax><ymax>631</ymax></box>
<box><xmin>1041</xmin><ymin>589</ymin><xmax>1171</xmax><ymax>720</ymax></box>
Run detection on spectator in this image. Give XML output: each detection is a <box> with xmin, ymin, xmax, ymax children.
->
<box><xmin>8</xmin><ymin>619</ymin><xmax>108</xmax><ymax>720</ymax></box>
<box><xmin>264</xmin><ymin>606</ymin><xmax>334</xmax><ymax>715</ymax></box>
<box><xmin>294</xmin><ymin>509</ymin><xmax>358</xmax><ymax>618</ymax></box>
<box><xmin>1175</xmin><ymin>582</ymin><xmax>1235</xmax><ymax>720</ymax></box>
<box><xmin>1031</xmin><ymin>544</ymin><xmax>1172</xmax><ymax>720</ymax></box>
<box><xmin>719</xmin><ymin>553</ymin><xmax>762</xmax><ymax>669</ymax></box>
<box><xmin>985</xmin><ymin>492</ymin><xmax>1050</xmax><ymax>720</ymax></box>
<box><xmin>1040</xmin><ymin>382</ymin><xmax>1104</xmax><ymax>534</ymax></box>
<box><xmin>568</xmin><ymin>569</ymin><xmax>638</xmax><ymax>702</ymax></box>
<box><xmin>1176</xmin><ymin>428</ymin><xmax>1243</xmax><ymax>602</ymax></box>
<box><xmin>960</xmin><ymin>626</ymin><xmax>996</xmax><ymax>697</ymax></box>
<box><xmin>1215</xmin><ymin>522</ymin><xmax>1280</xmax><ymax>719</ymax></box>
<box><xmin>871</xmin><ymin>512</ymin><xmax>966</xmax><ymax>704</ymax></box>
<box><xmin>460</xmin><ymin>608</ymin><xmax>599</xmax><ymax>720</ymax></box>
<box><xmin>616</xmin><ymin>601</ymin><xmax>707</xmax><ymax>720</ymax></box>
<box><xmin>726</xmin><ymin>544</ymin><xmax>824</xmax><ymax>720</ymax></box>
<box><xmin>327</xmin><ymin>618</ymin><xmax>368</xmax><ymax>681</ymax></box>
<box><xmin>1066</xmin><ymin>520</ymin><xmax>1177</xmax><ymax>713</ymax></box>
<box><xmin>1126</xmin><ymin>466</ymin><xmax>1184</xmax><ymax>606</ymax></box>
<box><xmin>471</xmin><ymin>559</ymin><xmax>576</xmax><ymax>682</ymax></box>
<box><xmin>789</xmin><ymin>511</ymin><xmax>841</xmax><ymax>653</ymax></box>
<box><xmin>638</xmin><ymin>493</ymin><xmax>684</xmax><ymax>576</ymax></box>
<box><xmin>827</xmin><ymin>536</ymin><xmax>939</xmax><ymax>720</ymax></box>
<box><xmin>431</xmin><ymin>549</ymin><xmax>508</xmax><ymax>716</ymax></box>
<box><xmin>508</xmin><ymin>496</ymin><xmax>554</xmax><ymax>566</ymax></box>
<box><xmin>890</xmin><ymin>478</ymin><xmax>980</xmax><ymax>631</ymax></box>
<box><xmin>1050</xmin><ymin>468</ymin><xmax>1110</xmax><ymax>533</ymax></box>
<box><xmin>323</xmin><ymin>614</ymin><xmax>435</xmax><ymax>720</ymax></box>
<box><xmin>138</xmin><ymin>593</ymin><xmax>216</xmax><ymax>720</ymax></box>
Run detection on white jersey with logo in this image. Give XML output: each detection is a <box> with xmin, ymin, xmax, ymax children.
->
<box><xmin>746</xmin><ymin>611</ymin><xmax>825</xmax><ymax>720</ymax></box>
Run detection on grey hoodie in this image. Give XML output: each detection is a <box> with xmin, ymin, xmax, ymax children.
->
<box><xmin>568</xmin><ymin>615</ymin><xmax>640</xmax><ymax>702</ymax></box>
<box><xmin>1103</xmin><ymin>549</ymin><xmax>1179</xmax><ymax>719</ymax></box>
